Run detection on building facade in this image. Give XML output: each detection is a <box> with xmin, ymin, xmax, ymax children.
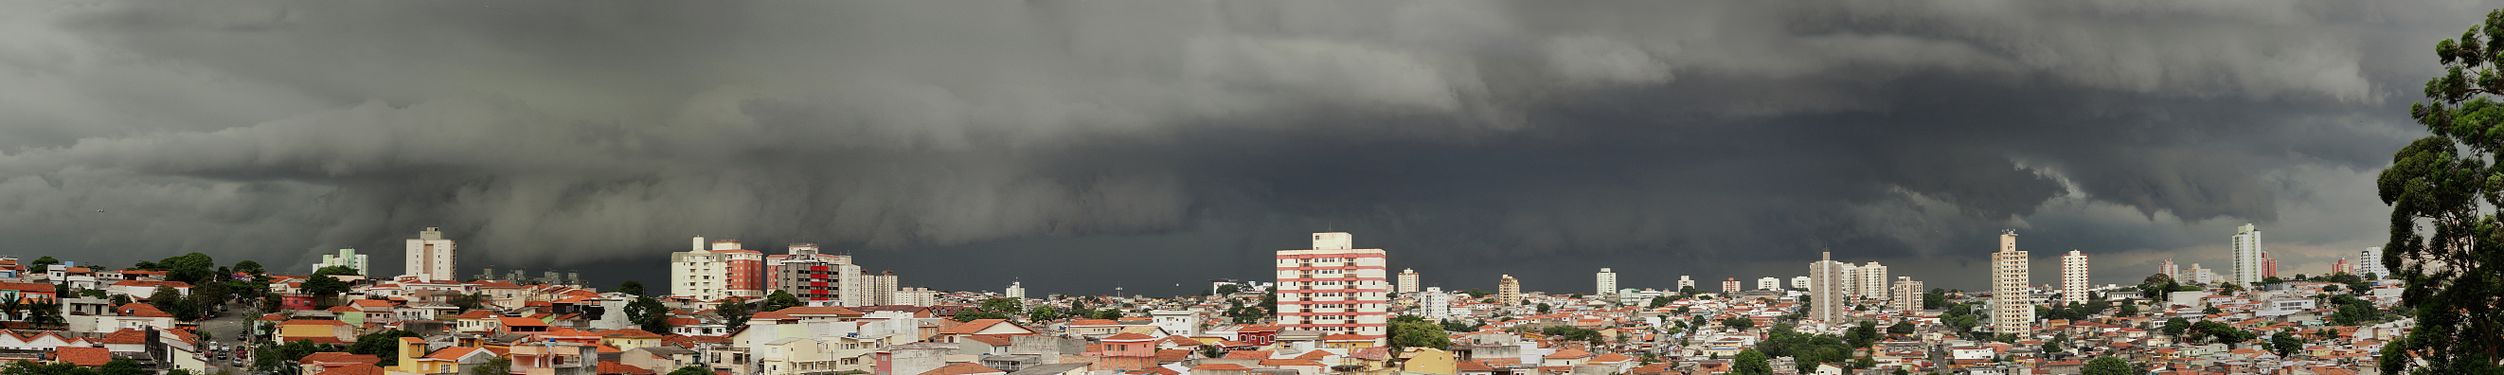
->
<box><xmin>1005</xmin><ymin>282</ymin><xmax>1025</xmax><ymax>300</ymax></box>
<box><xmin>1892</xmin><ymin>277</ymin><xmax>1923</xmax><ymax>313</ymax></box>
<box><xmin>1859</xmin><ymin>262</ymin><xmax>1889</xmax><ymax>300</ymax></box>
<box><xmin>404</xmin><ymin>227</ymin><xmax>457</xmax><ymax>282</ymax></box>
<box><xmin>315</xmin><ymin>249</ymin><xmax>368</xmax><ymax>275</ymax></box>
<box><xmin>2357</xmin><ymin>246</ymin><xmax>2389</xmax><ymax>279</ymax></box>
<box><xmin>1720</xmin><ymin>277</ymin><xmax>1740</xmax><ymax>295</ymax></box>
<box><xmin>1595</xmin><ymin>268</ymin><xmax>1616</xmax><ymax>296</ymax></box>
<box><xmin>1991</xmin><ymin>229</ymin><xmax>2031</xmax><ymax>334</ymax></box>
<box><xmin>1756</xmin><ymin>277</ymin><xmax>1780</xmax><ymax>291</ymax></box>
<box><xmin>1808</xmin><ymin>251</ymin><xmax>1846</xmax><ymax>323</ymax></box>
<box><xmin>2060</xmin><ymin>250</ymin><xmax>2089</xmax><ymax>305</ymax></box>
<box><xmin>1676</xmin><ymin>275</ymin><xmax>1694</xmax><ymax>292</ymax></box>
<box><xmin>764</xmin><ymin>243</ymin><xmax>863</xmax><ymax>306</ymax></box>
<box><xmin>1398</xmin><ymin>269</ymin><xmax>1420</xmax><ymax>295</ymax></box>
<box><xmin>1496</xmin><ymin>274</ymin><xmax>1521</xmax><ymax>306</ymax></box>
<box><xmin>671</xmin><ymin>237</ymin><xmax>728</xmax><ymax>301</ymax></box>
<box><xmin>2232</xmin><ymin>223</ymin><xmax>2263</xmax><ymax>286</ymax></box>
<box><xmin>1273</xmin><ymin>232</ymin><xmax>1391</xmax><ymax>339</ymax></box>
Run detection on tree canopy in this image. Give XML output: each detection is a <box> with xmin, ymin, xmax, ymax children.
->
<box><xmin>2379</xmin><ymin>8</ymin><xmax>2504</xmax><ymax>373</ymax></box>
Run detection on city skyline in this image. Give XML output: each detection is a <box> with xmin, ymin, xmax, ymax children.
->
<box><xmin>0</xmin><ymin>2</ymin><xmax>2471</xmax><ymax>296</ymax></box>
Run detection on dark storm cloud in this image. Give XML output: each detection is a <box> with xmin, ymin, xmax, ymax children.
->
<box><xmin>0</xmin><ymin>1</ymin><xmax>2478</xmax><ymax>293</ymax></box>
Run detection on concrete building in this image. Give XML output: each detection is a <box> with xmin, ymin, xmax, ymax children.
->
<box><xmin>2061</xmin><ymin>249</ymin><xmax>2089</xmax><ymax>305</ymax></box>
<box><xmin>314</xmin><ymin>249</ymin><xmax>368</xmax><ymax>275</ymax></box>
<box><xmin>1790</xmin><ymin>276</ymin><xmax>1810</xmax><ymax>290</ymax></box>
<box><xmin>1419</xmin><ymin>287</ymin><xmax>1452</xmax><ymax>320</ymax></box>
<box><xmin>1398</xmin><ymin>268</ymin><xmax>1420</xmax><ymax>295</ymax></box>
<box><xmin>1720</xmin><ymin>277</ymin><xmax>1740</xmax><ymax>295</ymax></box>
<box><xmin>403</xmin><ymin>227</ymin><xmax>456</xmax><ymax>282</ymax></box>
<box><xmin>1859</xmin><ymin>262</ymin><xmax>1889</xmax><ymax>300</ymax></box>
<box><xmin>1838</xmin><ymin>263</ymin><xmax>1863</xmax><ymax>300</ymax></box>
<box><xmin>864</xmin><ymin>271</ymin><xmax>900</xmax><ymax>305</ymax></box>
<box><xmin>1594</xmin><ymin>268</ymin><xmax>1617</xmax><ymax>297</ymax></box>
<box><xmin>670</xmin><ymin>237</ymin><xmax>728</xmax><ymax>301</ymax></box>
<box><xmin>2357</xmin><ymin>247</ymin><xmax>2390</xmax><ymax>279</ymax></box>
<box><xmin>1496</xmin><ymin>274</ymin><xmax>1521</xmax><ymax>306</ymax></box>
<box><xmin>1808</xmin><ymin>251</ymin><xmax>1846</xmax><ymax>323</ymax></box>
<box><xmin>1005</xmin><ymin>281</ymin><xmax>1025</xmax><ymax>300</ymax></box>
<box><xmin>1676</xmin><ymin>275</ymin><xmax>1694</xmax><ymax>292</ymax></box>
<box><xmin>2333</xmin><ymin>257</ymin><xmax>2353</xmax><ymax>276</ymax></box>
<box><xmin>1756</xmin><ymin>277</ymin><xmax>1780</xmax><ymax>291</ymax></box>
<box><xmin>2261</xmin><ymin>251</ymin><xmax>2279</xmax><ymax>280</ymax></box>
<box><xmin>716</xmin><ymin>242</ymin><xmax>765</xmax><ymax>299</ymax></box>
<box><xmin>2188</xmin><ymin>263</ymin><xmax>2215</xmax><ymax>285</ymax></box>
<box><xmin>1991</xmin><ymin>229</ymin><xmax>2031</xmax><ymax>334</ymax></box>
<box><xmin>2161</xmin><ymin>259</ymin><xmax>2178</xmax><ymax>279</ymax></box>
<box><xmin>2232</xmin><ymin>223</ymin><xmax>2264</xmax><ymax>286</ymax></box>
<box><xmin>763</xmin><ymin>243</ymin><xmax>862</xmax><ymax>306</ymax></box>
<box><xmin>1892</xmin><ymin>277</ymin><xmax>1923</xmax><ymax>313</ymax></box>
<box><xmin>1274</xmin><ymin>232</ymin><xmax>1391</xmax><ymax>339</ymax></box>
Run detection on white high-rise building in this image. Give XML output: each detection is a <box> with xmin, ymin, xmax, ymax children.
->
<box><xmin>671</xmin><ymin>237</ymin><xmax>728</xmax><ymax>301</ymax></box>
<box><xmin>2161</xmin><ymin>259</ymin><xmax>2178</xmax><ymax>279</ymax></box>
<box><xmin>1419</xmin><ymin>287</ymin><xmax>1452</xmax><ymax>320</ymax></box>
<box><xmin>1757</xmin><ymin>277</ymin><xmax>1781</xmax><ymax>291</ymax></box>
<box><xmin>1398</xmin><ymin>268</ymin><xmax>1421</xmax><ymax>294</ymax></box>
<box><xmin>1991</xmin><ymin>229</ymin><xmax>2032</xmax><ymax>334</ymax></box>
<box><xmin>1595</xmin><ymin>268</ymin><xmax>1618</xmax><ymax>296</ymax></box>
<box><xmin>1809</xmin><ymin>251</ymin><xmax>1847</xmax><ymax>322</ymax></box>
<box><xmin>1837</xmin><ymin>263</ymin><xmax>1862</xmax><ymax>299</ymax></box>
<box><xmin>1859</xmin><ymin>262</ymin><xmax>1890</xmax><ymax>300</ymax></box>
<box><xmin>1676</xmin><ymin>275</ymin><xmax>1695</xmax><ymax>291</ymax></box>
<box><xmin>314</xmin><ymin>249</ymin><xmax>368</xmax><ymax>275</ymax></box>
<box><xmin>1893</xmin><ymin>277</ymin><xmax>1924</xmax><ymax>313</ymax></box>
<box><xmin>2061</xmin><ymin>250</ymin><xmax>2090</xmax><ymax>305</ymax></box>
<box><xmin>1275</xmin><ymin>232</ymin><xmax>1391</xmax><ymax>339</ymax></box>
<box><xmin>1498</xmin><ymin>275</ymin><xmax>1522</xmax><ymax>305</ymax></box>
<box><xmin>2357</xmin><ymin>247</ymin><xmax>2390</xmax><ymax>279</ymax></box>
<box><xmin>1790</xmin><ymin>276</ymin><xmax>1810</xmax><ymax>290</ymax></box>
<box><xmin>2232</xmin><ymin>223</ymin><xmax>2264</xmax><ymax>286</ymax></box>
<box><xmin>2188</xmin><ymin>263</ymin><xmax>2216</xmax><ymax>285</ymax></box>
<box><xmin>403</xmin><ymin>227</ymin><xmax>457</xmax><ymax>282</ymax></box>
<box><xmin>1005</xmin><ymin>281</ymin><xmax>1026</xmax><ymax>300</ymax></box>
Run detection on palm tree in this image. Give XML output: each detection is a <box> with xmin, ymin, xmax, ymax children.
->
<box><xmin>1</xmin><ymin>296</ymin><xmax>23</xmax><ymax>323</ymax></box>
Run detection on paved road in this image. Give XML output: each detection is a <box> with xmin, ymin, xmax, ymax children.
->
<box><xmin>196</xmin><ymin>301</ymin><xmax>258</xmax><ymax>373</ymax></box>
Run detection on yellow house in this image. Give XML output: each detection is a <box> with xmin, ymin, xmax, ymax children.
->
<box><xmin>1399</xmin><ymin>348</ymin><xmax>1457</xmax><ymax>375</ymax></box>
<box><xmin>600</xmin><ymin>329</ymin><xmax>666</xmax><ymax>353</ymax></box>
<box><xmin>1323</xmin><ymin>334</ymin><xmax>1379</xmax><ymax>350</ymax></box>
<box><xmin>396</xmin><ymin>337</ymin><xmax>494</xmax><ymax>375</ymax></box>
<box><xmin>276</xmin><ymin>320</ymin><xmax>353</xmax><ymax>344</ymax></box>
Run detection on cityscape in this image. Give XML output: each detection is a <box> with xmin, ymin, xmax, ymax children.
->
<box><xmin>4</xmin><ymin>2</ymin><xmax>2502</xmax><ymax>375</ymax></box>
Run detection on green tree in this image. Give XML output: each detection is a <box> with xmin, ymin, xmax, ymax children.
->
<box><xmin>155</xmin><ymin>252</ymin><xmax>218</xmax><ymax>284</ymax></box>
<box><xmin>470</xmin><ymin>357</ymin><xmax>512</xmax><ymax>375</ymax></box>
<box><xmin>232</xmin><ymin>260</ymin><xmax>265</xmax><ymax>275</ymax></box>
<box><xmin>1887</xmin><ymin>322</ymin><xmax>1916</xmax><ymax>336</ymax></box>
<box><xmin>2270</xmin><ymin>329</ymin><xmax>2303</xmax><ymax>358</ymax></box>
<box><xmin>1846</xmin><ymin>321</ymin><xmax>1879</xmax><ymax>348</ymax></box>
<box><xmin>1648</xmin><ymin>296</ymin><xmax>1671</xmax><ymax>308</ymax></box>
<box><xmin>617</xmin><ymin>281</ymin><xmax>645</xmax><ymax>296</ymax></box>
<box><xmin>2380</xmin><ymin>11</ymin><xmax>2504</xmax><ymax>373</ymax></box>
<box><xmin>304</xmin><ymin>267</ymin><xmax>357</xmax><ymax>308</ymax></box>
<box><xmin>763</xmin><ymin>290</ymin><xmax>804</xmax><ymax>312</ymax></box>
<box><xmin>98</xmin><ymin>358</ymin><xmax>143</xmax><ymax>375</ymax></box>
<box><xmin>2162</xmin><ymin>318</ymin><xmax>2190</xmax><ymax>337</ymax></box>
<box><xmin>149</xmin><ymin>286</ymin><xmax>201</xmax><ymax>321</ymax></box>
<box><xmin>25</xmin><ymin>257</ymin><xmax>58</xmax><ymax>273</ymax></box>
<box><xmin>718</xmin><ymin>298</ymin><xmax>752</xmax><ymax>330</ymax></box>
<box><xmin>627</xmin><ymin>296</ymin><xmax>671</xmax><ymax>333</ymax></box>
<box><xmin>347</xmin><ymin>329</ymin><xmax>420</xmax><ymax>366</ymax></box>
<box><xmin>2082</xmin><ymin>356</ymin><xmax>2133</xmax><ymax>375</ymax></box>
<box><xmin>1922</xmin><ymin>288</ymin><xmax>1946</xmax><ymax>310</ymax></box>
<box><xmin>1535</xmin><ymin>303</ymin><xmax>1551</xmax><ymax>314</ymax></box>
<box><xmin>1731</xmin><ymin>348</ymin><xmax>1771</xmax><ymax>375</ymax></box>
<box><xmin>667</xmin><ymin>366</ymin><xmax>711</xmax><ymax>375</ymax></box>
<box><xmin>2138</xmin><ymin>273</ymin><xmax>2178</xmax><ymax>300</ymax></box>
<box><xmin>1388</xmin><ymin>315</ymin><xmax>1452</xmax><ymax>350</ymax></box>
<box><xmin>1025</xmin><ymin>305</ymin><xmax>1065</xmax><ymax>322</ymax></box>
<box><xmin>1723</xmin><ymin>316</ymin><xmax>1754</xmax><ymax>331</ymax></box>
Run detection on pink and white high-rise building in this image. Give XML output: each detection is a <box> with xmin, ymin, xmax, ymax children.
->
<box><xmin>1274</xmin><ymin>232</ymin><xmax>1389</xmax><ymax>339</ymax></box>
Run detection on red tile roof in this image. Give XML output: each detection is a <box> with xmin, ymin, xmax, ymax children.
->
<box><xmin>313</xmin><ymin>364</ymin><xmax>386</xmax><ymax>375</ymax></box>
<box><xmin>599</xmin><ymin>361</ymin><xmax>656</xmax><ymax>375</ymax></box>
<box><xmin>99</xmin><ymin>329</ymin><xmax>147</xmax><ymax>345</ymax></box>
<box><xmin>115</xmin><ymin>303</ymin><xmax>172</xmax><ymax>318</ymax></box>
<box><xmin>299</xmin><ymin>352</ymin><xmax>382</xmax><ymax>366</ymax></box>
<box><xmin>750</xmin><ymin>306</ymin><xmax>865</xmax><ymax>320</ymax></box>
<box><xmin>54</xmin><ymin>346</ymin><xmax>110</xmax><ymax>366</ymax></box>
<box><xmin>919</xmin><ymin>363</ymin><xmax>1005</xmax><ymax>375</ymax></box>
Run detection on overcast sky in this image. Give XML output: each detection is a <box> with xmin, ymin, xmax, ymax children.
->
<box><xmin>0</xmin><ymin>1</ymin><xmax>2487</xmax><ymax>295</ymax></box>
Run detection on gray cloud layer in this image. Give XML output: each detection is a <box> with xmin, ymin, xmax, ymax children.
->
<box><xmin>0</xmin><ymin>1</ymin><xmax>2479</xmax><ymax>293</ymax></box>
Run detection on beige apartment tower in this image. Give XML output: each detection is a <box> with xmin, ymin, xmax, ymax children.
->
<box><xmin>1991</xmin><ymin>229</ymin><xmax>2032</xmax><ymax>334</ymax></box>
<box><xmin>1496</xmin><ymin>274</ymin><xmax>1522</xmax><ymax>306</ymax></box>
<box><xmin>403</xmin><ymin>227</ymin><xmax>456</xmax><ymax>282</ymax></box>
<box><xmin>1275</xmin><ymin>232</ymin><xmax>1391</xmax><ymax>339</ymax></box>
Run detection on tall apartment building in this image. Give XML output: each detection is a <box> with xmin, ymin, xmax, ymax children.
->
<box><xmin>1676</xmin><ymin>275</ymin><xmax>1695</xmax><ymax>292</ymax></box>
<box><xmin>1419</xmin><ymin>287</ymin><xmax>1452</xmax><ymax>320</ymax></box>
<box><xmin>1892</xmin><ymin>277</ymin><xmax>1924</xmax><ymax>313</ymax></box>
<box><xmin>1496</xmin><ymin>274</ymin><xmax>1522</xmax><ymax>305</ymax></box>
<box><xmin>1595</xmin><ymin>268</ymin><xmax>1617</xmax><ymax>296</ymax></box>
<box><xmin>1991</xmin><ymin>229</ymin><xmax>2032</xmax><ymax>334</ymax></box>
<box><xmin>1006</xmin><ymin>281</ymin><xmax>1026</xmax><ymax>300</ymax></box>
<box><xmin>1274</xmin><ymin>232</ymin><xmax>1391</xmax><ymax>339</ymax></box>
<box><xmin>315</xmin><ymin>249</ymin><xmax>368</xmax><ymax>275</ymax></box>
<box><xmin>671</xmin><ymin>237</ymin><xmax>765</xmax><ymax>301</ymax></box>
<box><xmin>403</xmin><ymin>227</ymin><xmax>457</xmax><ymax>282</ymax></box>
<box><xmin>2357</xmin><ymin>247</ymin><xmax>2390</xmax><ymax>279</ymax></box>
<box><xmin>1790</xmin><ymin>276</ymin><xmax>1810</xmax><ymax>290</ymax></box>
<box><xmin>2332</xmin><ymin>258</ymin><xmax>2352</xmax><ymax>276</ymax></box>
<box><xmin>1838</xmin><ymin>263</ymin><xmax>1863</xmax><ymax>299</ymax></box>
<box><xmin>2188</xmin><ymin>263</ymin><xmax>2215</xmax><ymax>285</ymax></box>
<box><xmin>2161</xmin><ymin>259</ymin><xmax>2177</xmax><ymax>279</ymax></box>
<box><xmin>764</xmin><ymin>243</ymin><xmax>863</xmax><ymax>306</ymax></box>
<box><xmin>1757</xmin><ymin>277</ymin><xmax>1780</xmax><ymax>291</ymax></box>
<box><xmin>2232</xmin><ymin>223</ymin><xmax>2264</xmax><ymax>286</ymax></box>
<box><xmin>2267</xmin><ymin>251</ymin><xmax>2284</xmax><ymax>279</ymax></box>
<box><xmin>865</xmin><ymin>271</ymin><xmax>900</xmax><ymax>305</ymax></box>
<box><xmin>1809</xmin><ymin>251</ymin><xmax>1846</xmax><ymax>323</ymax></box>
<box><xmin>1859</xmin><ymin>262</ymin><xmax>1890</xmax><ymax>300</ymax></box>
<box><xmin>1721</xmin><ymin>277</ymin><xmax>1740</xmax><ymax>294</ymax></box>
<box><xmin>2060</xmin><ymin>250</ymin><xmax>2089</xmax><ymax>305</ymax></box>
<box><xmin>1398</xmin><ymin>269</ymin><xmax>1420</xmax><ymax>295</ymax></box>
